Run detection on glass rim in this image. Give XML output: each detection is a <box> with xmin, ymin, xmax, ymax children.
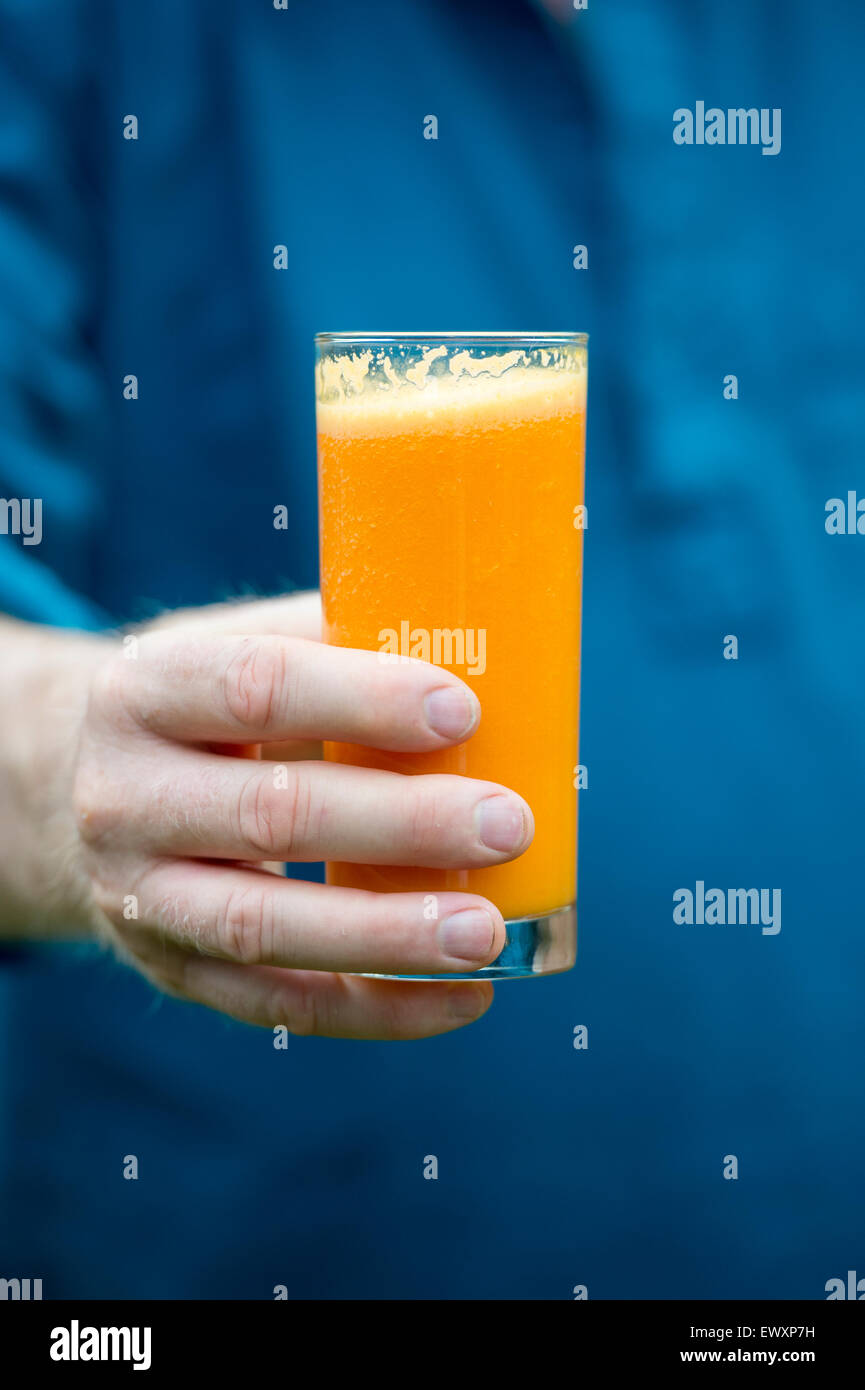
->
<box><xmin>315</xmin><ymin>330</ymin><xmax>588</xmax><ymax>347</ymax></box>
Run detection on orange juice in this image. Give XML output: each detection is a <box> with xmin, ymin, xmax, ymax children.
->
<box><xmin>315</xmin><ymin>334</ymin><xmax>587</xmax><ymax>933</ymax></box>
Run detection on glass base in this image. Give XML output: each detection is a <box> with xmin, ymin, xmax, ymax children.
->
<box><xmin>355</xmin><ymin>904</ymin><xmax>577</xmax><ymax>982</ymax></box>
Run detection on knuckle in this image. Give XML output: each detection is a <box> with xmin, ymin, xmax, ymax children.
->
<box><xmin>84</xmin><ymin>859</ymin><xmax>152</xmax><ymax>934</ymax></box>
<box><xmin>72</xmin><ymin>764</ymin><xmax>124</xmax><ymax>848</ymax></box>
<box><xmin>276</xmin><ymin>981</ymin><xmax>319</xmax><ymax>1037</ymax></box>
<box><xmin>88</xmin><ymin>872</ymin><xmax>120</xmax><ymax>922</ymax></box>
<box><xmin>87</xmin><ymin>654</ymin><xmax>136</xmax><ymax>727</ymax></box>
<box><xmin>248</xmin><ymin>764</ymin><xmax>316</xmax><ymax>859</ymax></box>
<box><xmin>375</xmin><ymin>992</ymin><xmax>410</xmax><ymax>1041</ymax></box>
<box><xmin>222</xmin><ymin>637</ymin><xmax>292</xmax><ymax>735</ymax></box>
<box><xmin>235</xmin><ymin>773</ymin><xmax>282</xmax><ymax>858</ymax></box>
<box><xmin>280</xmin><ymin>768</ymin><xmax>315</xmax><ymax>856</ymax></box>
<box><xmin>404</xmin><ymin>785</ymin><xmax>449</xmax><ymax>861</ymax></box>
<box><xmin>215</xmin><ymin>884</ymin><xmax>275</xmax><ymax>964</ymax></box>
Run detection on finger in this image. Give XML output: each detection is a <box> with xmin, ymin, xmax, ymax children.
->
<box><xmin>141</xmin><ymin>942</ymin><xmax>494</xmax><ymax>1039</ymax></box>
<box><xmin>113</xmin><ymin>860</ymin><xmax>506</xmax><ymax>974</ymax></box>
<box><xmin>101</xmin><ymin>633</ymin><xmax>481</xmax><ymax>750</ymax></box>
<box><xmin>141</xmin><ymin>591</ymin><xmax>322</xmax><ymax>642</ymax></box>
<box><xmin>115</xmin><ymin>751</ymin><xmax>533</xmax><ymax>867</ymax></box>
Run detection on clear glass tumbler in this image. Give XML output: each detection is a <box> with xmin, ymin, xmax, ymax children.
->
<box><xmin>315</xmin><ymin>332</ymin><xmax>588</xmax><ymax>978</ymax></box>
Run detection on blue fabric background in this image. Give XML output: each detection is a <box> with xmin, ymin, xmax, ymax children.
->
<box><xmin>0</xmin><ymin>0</ymin><xmax>863</xmax><ymax>1298</ymax></box>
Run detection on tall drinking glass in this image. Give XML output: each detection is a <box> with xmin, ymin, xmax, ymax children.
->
<box><xmin>315</xmin><ymin>332</ymin><xmax>588</xmax><ymax>978</ymax></box>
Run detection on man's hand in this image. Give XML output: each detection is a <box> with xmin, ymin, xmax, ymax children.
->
<box><xmin>0</xmin><ymin>594</ymin><xmax>533</xmax><ymax>1040</ymax></box>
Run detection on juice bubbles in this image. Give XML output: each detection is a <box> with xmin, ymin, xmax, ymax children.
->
<box><xmin>315</xmin><ymin>333</ymin><xmax>587</xmax><ymax>972</ymax></box>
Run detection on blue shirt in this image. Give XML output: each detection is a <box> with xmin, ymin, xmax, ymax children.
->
<box><xmin>1</xmin><ymin>0</ymin><xmax>863</xmax><ymax>1297</ymax></box>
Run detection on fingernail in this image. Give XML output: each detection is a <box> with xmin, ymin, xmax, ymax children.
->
<box><xmin>438</xmin><ymin>907</ymin><xmax>495</xmax><ymax>963</ymax></box>
<box><xmin>476</xmin><ymin>795</ymin><xmax>529</xmax><ymax>852</ymax></box>
<box><xmin>447</xmin><ymin>984</ymin><xmax>489</xmax><ymax>1021</ymax></box>
<box><xmin>424</xmin><ymin>686</ymin><xmax>479</xmax><ymax>740</ymax></box>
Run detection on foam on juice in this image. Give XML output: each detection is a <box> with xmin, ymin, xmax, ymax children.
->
<box><xmin>316</xmin><ymin>346</ymin><xmax>587</xmax><ymax>439</ymax></box>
